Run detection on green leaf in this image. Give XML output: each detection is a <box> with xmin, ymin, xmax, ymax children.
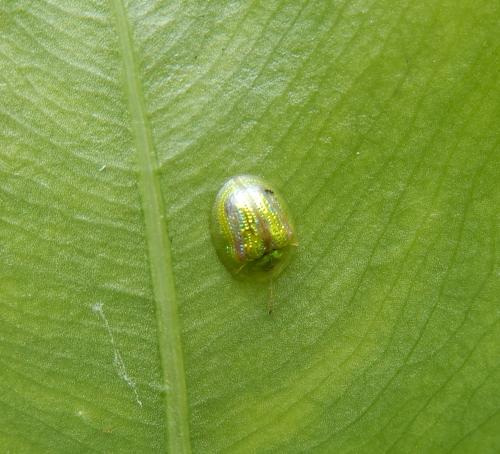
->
<box><xmin>1</xmin><ymin>0</ymin><xmax>499</xmax><ymax>452</ymax></box>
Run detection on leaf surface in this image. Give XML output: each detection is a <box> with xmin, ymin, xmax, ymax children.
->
<box><xmin>0</xmin><ymin>0</ymin><xmax>499</xmax><ymax>452</ymax></box>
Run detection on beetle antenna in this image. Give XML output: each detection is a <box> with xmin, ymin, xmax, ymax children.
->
<box><xmin>268</xmin><ymin>278</ymin><xmax>274</xmax><ymax>315</ymax></box>
<box><xmin>235</xmin><ymin>263</ymin><xmax>246</xmax><ymax>274</ymax></box>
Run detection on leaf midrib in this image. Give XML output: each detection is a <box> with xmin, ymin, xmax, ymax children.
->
<box><xmin>109</xmin><ymin>1</ymin><xmax>191</xmax><ymax>452</ymax></box>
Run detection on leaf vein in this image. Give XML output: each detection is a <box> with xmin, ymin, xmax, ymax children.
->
<box><xmin>110</xmin><ymin>1</ymin><xmax>191</xmax><ymax>452</ymax></box>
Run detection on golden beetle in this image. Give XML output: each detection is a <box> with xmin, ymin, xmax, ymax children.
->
<box><xmin>211</xmin><ymin>175</ymin><xmax>297</xmax><ymax>312</ymax></box>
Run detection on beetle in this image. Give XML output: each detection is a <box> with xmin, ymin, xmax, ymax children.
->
<box><xmin>211</xmin><ymin>175</ymin><xmax>297</xmax><ymax>312</ymax></box>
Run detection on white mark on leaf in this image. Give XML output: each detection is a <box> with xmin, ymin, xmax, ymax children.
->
<box><xmin>92</xmin><ymin>302</ymin><xmax>143</xmax><ymax>407</ymax></box>
<box><xmin>148</xmin><ymin>381</ymin><xmax>170</xmax><ymax>393</ymax></box>
<box><xmin>75</xmin><ymin>408</ymin><xmax>91</xmax><ymax>422</ymax></box>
